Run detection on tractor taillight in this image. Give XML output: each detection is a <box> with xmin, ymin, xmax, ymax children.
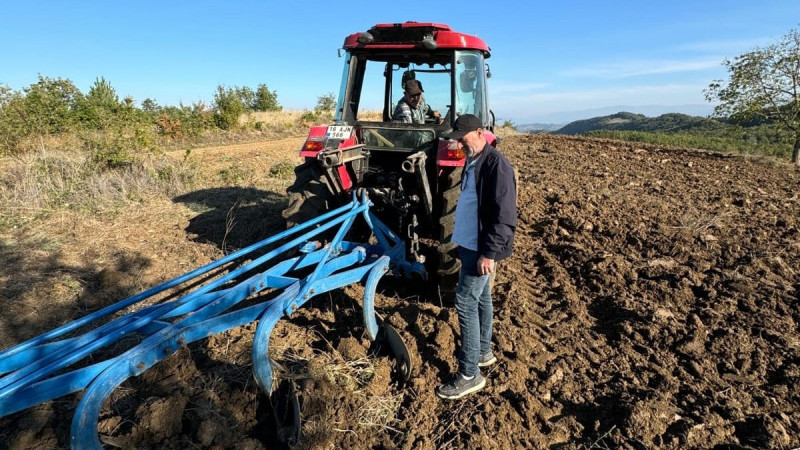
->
<box><xmin>437</xmin><ymin>140</ymin><xmax>466</xmax><ymax>167</ymax></box>
<box><xmin>302</xmin><ymin>140</ymin><xmax>324</xmax><ymax>153</ymax></box>
<box><xmin>299</xmin><ymin>139</ymin><xmax>324</xmax><ymax>157</ymax></box>
<box><xmin>446</xmin><ymin>148</ymin><xmax>466</xmax><ymax>160</ymax></box>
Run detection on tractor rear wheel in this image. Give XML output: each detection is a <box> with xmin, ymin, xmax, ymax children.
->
<box><xmin>435</xmin><ymin>167</ymin><xmax>462</xmax><ymax>302</ymax></box>
<box><xmin>282</xmin><ymin>161</ymin><xmax>336</xmax><ymax>228</ymax></box>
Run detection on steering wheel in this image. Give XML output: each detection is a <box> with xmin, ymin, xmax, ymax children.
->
<box><xmin>424</xmin><ymin>108</ymin><xmax>445</xmax><ymax>125</ymax></box>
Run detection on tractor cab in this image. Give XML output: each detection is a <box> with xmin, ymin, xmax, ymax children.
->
<box><xmin>334</xmin><ymin>22</ymin><xmax>494</xmax><ymax>154</ymax></box>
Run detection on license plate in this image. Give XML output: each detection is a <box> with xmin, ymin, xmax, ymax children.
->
<box><xmin>326</xmin><ymin>125</ymin><xmax>353</xmax><ymax>140</ymax></box>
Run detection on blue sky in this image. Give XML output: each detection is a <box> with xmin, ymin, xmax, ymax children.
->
<box><xmin>2</xmin><ymin>1</ymin><xmax>798</xmax><ymax>123</ymax></box>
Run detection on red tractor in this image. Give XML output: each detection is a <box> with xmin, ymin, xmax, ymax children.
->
<box><xmin>282</xmin><ymin>22</ymin><xmax>497</xmax><ymax>297</ymax></box>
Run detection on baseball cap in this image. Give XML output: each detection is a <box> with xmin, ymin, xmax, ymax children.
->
<box><xmin>443</xmin><ymin>114</ymin><xmax>483</xmax><ymax>140</ymax></box>
<box><xmin>404</xmin><ymin>79</ymin><xmax>423</xmax><ymax>95</ymax></box>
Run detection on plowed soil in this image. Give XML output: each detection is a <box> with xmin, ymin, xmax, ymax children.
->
<box><xmin>2</xmin><ymin>134</ymin><xmax>799</xmax><ymax>449</ymax></box>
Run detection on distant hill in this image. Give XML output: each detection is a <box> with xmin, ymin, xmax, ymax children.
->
<box><xmin>517</xmin><ymin>122</ymin><xmax>564</xmax><ymax>133</ymax></box>
<box><xmin>553</xmin><ymin>111</ymin><xmax>726</xmax><ymax>135</ymax></box>
<box><xmin>543</xmin><ymin>110</ymin><xmax>791</xmax><ymax>160</ymax></box>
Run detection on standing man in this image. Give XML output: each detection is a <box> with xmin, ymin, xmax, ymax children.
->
<box><xmin>392</xmin><ymin>79</ymin><xmax>441</xmax><ymax>124</ymax></box>
<box><xmin>436</xmin><ymin>114</ymin><xmax>517</xmax><ymax>400</ymax></box>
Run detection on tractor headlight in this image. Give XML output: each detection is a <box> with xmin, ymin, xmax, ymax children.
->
<box><xmin>421</xmin><ymin>34</ymin><xmax>437</xmax><ymax>50</ymax></box>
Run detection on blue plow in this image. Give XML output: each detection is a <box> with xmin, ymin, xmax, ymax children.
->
<box><xmin>0</xmin><ymin>193</ymin><xmax>423</xmax><ymax>448</ymax></box>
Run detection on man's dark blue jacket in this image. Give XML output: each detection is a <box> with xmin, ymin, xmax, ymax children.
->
<box><xmin>464</xmin><ymin>143</ymin><xmax>517</xmax><ymax>261</ymax></box>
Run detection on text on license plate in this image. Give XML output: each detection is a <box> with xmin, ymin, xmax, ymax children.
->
<box><xmin>326</xmin><ymin>126</ymin><xmax>353</xmax><ymax>140</ymax></box>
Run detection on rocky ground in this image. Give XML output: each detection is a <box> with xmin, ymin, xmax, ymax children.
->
<box><xmin>2</xmin><ymin>134</ymin><xmax>799</xmax><ymax>449</ymax></box>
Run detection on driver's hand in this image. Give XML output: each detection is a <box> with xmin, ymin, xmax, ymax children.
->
<box><xmin>433</xmin><ymin>110</ymin><xmax>441</xmax><ymax>119</ymax></box>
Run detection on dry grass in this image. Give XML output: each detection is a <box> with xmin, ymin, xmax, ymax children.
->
<box><xmin>246</xmin><ymin>109</ymin><xmax>383</xmax><ymax>128</ymax></box>
<box><xmin>0</xmin><ymin>147</ymin><xmax>200</xmax><ymax>226</ymax></box>
<box><xmin>245</xmin><ymin>110</ymin><xmax>314</xmax><ymax>127</ymax></box>
<box><xmin>356</xmin><ymin>393</ymin><xmax>404</xmax><ymax>432</ymax></box>
<box><xmin>494</xmin><ymin>123</ymin><xmax>523</xmax><ymax>138</ymax></box>
<box><xmin>673</xmin><ymin>210</ymin><xmax>725</xmax><ymax>234</ymax></box>
<box><xmin>357</xmin><ymin>110</ymin><xmax>383</xmax><ymax>121</ymax></box>
<box><xmin>273</xmin><ymin>340</ymin><xmax>402</xmax><ymax>435</ymax></box>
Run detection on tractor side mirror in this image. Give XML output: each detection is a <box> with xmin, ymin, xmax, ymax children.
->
<box><xmin>459</xmin><ymin>70</ymin><xmax>476</xmax><ymax>93</ymax></box>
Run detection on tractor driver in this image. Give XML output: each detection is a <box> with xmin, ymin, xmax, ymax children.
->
<box><xmin>392</xmin><ymin>79</ymin><xmax>442</xmax><ymax>124</ymax></box>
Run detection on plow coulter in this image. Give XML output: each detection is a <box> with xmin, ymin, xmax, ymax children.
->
<box><xmin>0</xmin><ymin>193</ymin><xmax>420</xmax><ymax>448</ymax></box>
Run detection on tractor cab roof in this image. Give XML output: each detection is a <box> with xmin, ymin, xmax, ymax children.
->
<box><xmin>342</xmin><ymin>22</ymin><xmax>490</xmax><ymax>58</ymax></box>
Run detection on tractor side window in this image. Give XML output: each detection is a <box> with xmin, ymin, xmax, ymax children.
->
<box><xmin>454</xmin><ymin>50</ymin><xmax>488</xmax><ymax>123</ymax></box>
<box><xmin>351</xmin><ymin>59</ymin><xmax>387</xmax><ymax>122</ymax></box>
<box><xmin>335</xmin><ymin>54</ymin><xmax>384</xmax><ymax>122</ymax></box>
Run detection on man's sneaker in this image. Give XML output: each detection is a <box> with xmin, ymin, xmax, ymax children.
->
<box><xmin>478</xmin><ymin>351</ymin><xmax>497</xmax><ymax>368</ymax></box>
<box><xmin>436</xmin><ymin>373</ymin><xmax>486</xmax><ymax>400</ymax></box>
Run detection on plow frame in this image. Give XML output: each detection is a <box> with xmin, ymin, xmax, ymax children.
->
<box><xmin>0</xmin><ymin>192</ymin><xmax>421</xmax><ymax>448</ymax></box>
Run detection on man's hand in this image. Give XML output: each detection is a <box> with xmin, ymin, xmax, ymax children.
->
<box><xmin>477</xmin><ymin>255</ymin><xmax>495</xmax><ymax>276</ymax></box>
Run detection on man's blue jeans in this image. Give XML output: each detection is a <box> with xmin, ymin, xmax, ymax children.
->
<box><xmin>455</xmin><ymin>247</ymin><xmax>493</xmax><ymax>377</ymax></box>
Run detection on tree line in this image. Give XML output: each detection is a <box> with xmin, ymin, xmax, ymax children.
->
<box><xmin>0</xmin><ymin>76</ymin><xmax>283</xmax><ymax>161</ymax></box>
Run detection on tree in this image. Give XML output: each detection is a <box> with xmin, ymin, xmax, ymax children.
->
<box><xmin>315</xmin><ymin>92</ymin><xmax>336</xmax><ymax>113</ymax></box>
<box><xmin>141</xmin><ymin>98</ymin><xmax>161</xmax><ymax>114</ymax></box>
<box><xmin>78</xmin><ymin>77</ymin><xmax>123</xmax><ymax>129</ymax></box>
<box><xmin>213</xmin><ymin>85</ymin><xmax>246</xmax><ymax>129</ymax></box>
<box><xmin>705</xmin><ymin>28</ymin><xmax>800</xmax><ymax>165</ymax></box>
<box><xmin>86</xmin><ymin>77</ymin><xmax>120</xmax><ymax>109</ymax></box>
<box><xmin>236</xmin><ymin>86</ymin><xmax>255</xmax><ymax>111</ymax></box>
<box><xmin>252</xmin><ymin>84</ymin><xmax>281</xmax><ymax>112</ymax></box>
<box><xmin>21</xmin><ymin>75</ymin><xmax>83</xmax><ymax>134</ymax></box>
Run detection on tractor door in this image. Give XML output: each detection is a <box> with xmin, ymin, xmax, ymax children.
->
<box><xmin>453</xmin><ymin>50</ymin><xmax>492</xmax><ymax>130</ymax></box>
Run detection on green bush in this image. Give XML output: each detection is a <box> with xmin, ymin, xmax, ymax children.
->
<box><xmin>213</xmin><ymin>83</ymin><xmax>283</xmax><ymax>129</ymax></box>
<box><xmin>315</xmin><ymin>93</ymin><xmax>336</xmax><ymax>113</ymax></box>
<box><xmin>218</xmin><ymin>161</ymin><xmax>253</xmax><ymax>185</ymax></box>
<box><xmin>84</xmin><ymin>128</ymin><xmax>139</xmax><ymax>170</ymax></box>
<box><xmin>213</xmin><ymin>85</ymin><xmax>247</xmax><ymax>130</ymax></box>
<box><xmin>269</xmin><ymin>160</ymin><xmax>295</xmax><ymax>178</ymax></box>
<box><xmin>158</xmin><ymin>102</ymin><xmax>212</xmax><ymax>139</ymax></box>
<box><xmin>77</xmin><ymin>77</ymin><xmax>123</xmax><ymax>129</ymax></box>
<box><xmin>0</xmin><ymin>76</ymin><xmax>83</xmax><ymax>154</ymax></box>
<box><xmin>299</xmin><ymin>110</ymin><xmax>318</xmax><ymax>123</ymax></box>
<box><xmin>253</xmin><ymin>84</ymin><xmax>281</xmax><ymax>112</ymax></box>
